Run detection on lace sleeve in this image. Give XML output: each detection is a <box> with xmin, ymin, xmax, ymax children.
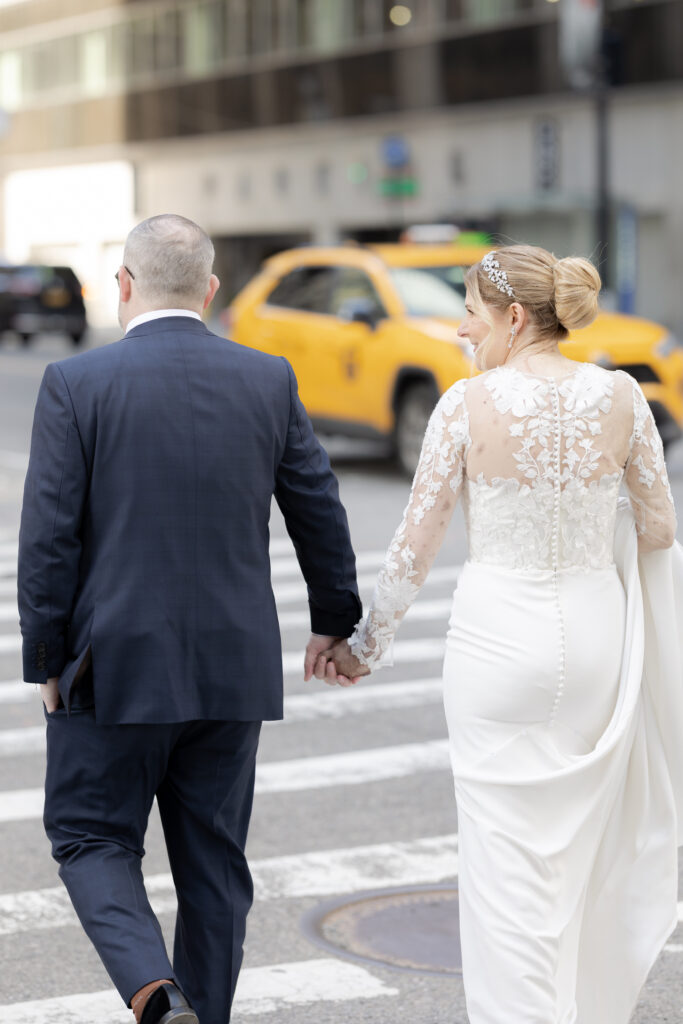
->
<box><xmin>349</xmin><ymin>379</ymin><xmax>470</xmax><ymax>668</ymax></box>
<box><xmin>624</xmin><ymin>378</ymin><xmax>677</xmax><ymax>552</ymax></box>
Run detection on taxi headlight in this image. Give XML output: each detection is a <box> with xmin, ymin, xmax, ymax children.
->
<box><xmin>656</xmin><ymin>332</ymin><xmax>682</xmax><ymax>358</ymax></box>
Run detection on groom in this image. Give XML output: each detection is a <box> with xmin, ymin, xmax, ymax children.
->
<box><xmin>17</xmin><ymin>215</ymin><xmax>361</xmax><ymax>1024</ymax></box>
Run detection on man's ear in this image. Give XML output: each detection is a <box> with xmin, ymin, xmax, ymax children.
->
<box><xmin>203</xmin><ymin>274</ymin><xmax>220</xmax><ymax>310</ymax></box>
<box><xmin>119</xmin><ymin>268</ymin><xmax>133</xmax><ymax>303</ymax></box>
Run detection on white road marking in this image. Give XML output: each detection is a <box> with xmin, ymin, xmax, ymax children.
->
<box><xmin>0</xmin><ymin>542</ymin><xmax>18</xmax><ymax>558</ymax></box>
<box><xmin>0</xmin><ymin>958</ymin><xmax>398</xmax><ymax>1022</ymax></box>
<box><xmin>0</xmin><ymin>677</ymin><xmax>445</xmax><ymax>754</ymax></box>
<box><xmin>0</xmin><ymin>681</ymin><xmax>28</xmax><ymax>704</ymax></box>
<box><xmin>0</xmin><ymin>726</ymin><xmax>45</xmax><ymax>756</ymax></box>
<box><xmin>0</xmin><ymin>634</ymin><xmax>20</xmax><ymax>653</ymax></box>
<box><xmin>0</xmin><ymin>580</ymin><xmax>16</xmax><ymax>598</ymax></box>
<box><xmin>281</xmin><ymin>677</ymin><xmax>443</xmax><ymax>723</ymax></box>
<box><xmin>254</xmin><ymin>738</ymin><xmax>450</xmax><ymax>794</ymax></box>
<box><xmin>0</xmin><ymin>739</ymin><xmax>450</xmax><ymax>821</ymax></box>
<box><xmin>664</xmin><ymin>943</ymin><xmax>683</xmax><ymax>953</ymax></box>
<box><xmin>0</xmin><ymin>833</ymin><xmax>458</xmax><ymax>936</ymax></box>
<box><xmin>0</xmin><ymin>450</ymin><xmax>28</xmax><ymax>472</ymax></box>
<box><xmin>0</xmin><ymin>788</ymin><xmax>44</xmax><ymax>823</ymax></box>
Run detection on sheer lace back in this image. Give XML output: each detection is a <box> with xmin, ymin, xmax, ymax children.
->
<box><xmin>465</xmin><ymin>364</ymin><xmax>627</xmax><ymax>570</ymax></box>
<box><xmin>349</xmin><ymin>362</ymin><xmax>677</xmax><ymax>667</ymax></box>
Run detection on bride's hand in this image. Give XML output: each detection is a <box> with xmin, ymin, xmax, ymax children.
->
<box><xmin>314</xmin><ymin>639</ymin><xmax>370</xmax><ymax>687</ymax></box>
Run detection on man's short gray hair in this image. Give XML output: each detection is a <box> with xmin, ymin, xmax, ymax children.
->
<box><xmin>123</xmin><ymin>214</ymin><xmax>215</xmax><ymax>307</ymax></box>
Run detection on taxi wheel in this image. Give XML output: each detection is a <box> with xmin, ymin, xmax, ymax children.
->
<box><xmin>394</xmin><ymin>383</ymin><xmax>438</xmax><ymax>478</ymax></box>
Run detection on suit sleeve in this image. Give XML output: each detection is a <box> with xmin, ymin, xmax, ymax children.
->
<box><xmin>274</xmin><ymin>360</ymin><xmax>362</xmax><ymax>637</ymax></box>
<box><xmin>18</xmin><ymin>363</ymin><xmax>89</xmax><ymax>683</ymax></box>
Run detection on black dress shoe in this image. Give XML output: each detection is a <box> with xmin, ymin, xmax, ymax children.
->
<box><xmin>139</xmin><ymin>983</ymin><xmax>199</xmax><ymax>1024</ymax></box>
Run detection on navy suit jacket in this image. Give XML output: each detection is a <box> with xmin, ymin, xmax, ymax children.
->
<box><xmin>18</xmin><ymin>316</ymin><xmax>361</xmax><ymax>724</ymax></box>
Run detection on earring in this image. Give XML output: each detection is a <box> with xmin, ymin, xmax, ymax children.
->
<box><xmin>508</xmin><ymin>326</ymin><xmax>517</xmax><ymax>349</ymax></box>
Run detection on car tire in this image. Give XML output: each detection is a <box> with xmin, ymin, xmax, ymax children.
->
<box><xmin>18</xmin><ymin>332</ymin><xmax>32</xmax><ymax>347</ymax></box>
<box><xmin>394</xmin><ymin>382</ymin><xmax>439</xmax><ymax>478</ymax></box>
<box><xmin>70</xmin><ymin>330</ymin><xmax>86</xmax><ymax>346</ymax></box>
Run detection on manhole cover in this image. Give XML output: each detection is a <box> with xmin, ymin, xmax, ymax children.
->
<box><xmin>302</xmin><ymin>885</ymin><xmax>461</xmax><ymax>975</ymax></box>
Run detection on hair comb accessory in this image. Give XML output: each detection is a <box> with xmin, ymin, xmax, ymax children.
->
<box><xmin>481</xmin><ymin>251</ymin><xmax>515</xmax><ymax>299</ymax></box>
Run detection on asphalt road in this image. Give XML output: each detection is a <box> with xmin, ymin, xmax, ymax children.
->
<box><xmin>0</xmin><ymin>329</ymin><xmax>682</xmax><ymax>1023</ymax></box>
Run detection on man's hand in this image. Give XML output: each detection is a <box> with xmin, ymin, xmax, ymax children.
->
<box><xmin>40</xmin><ymin>677</ymin><xmax>61</xmax><ymax>713</ymax></box>
<box><xmin>314</xmin><ymin>638</ymin><xmax>370</xmax><ymax>687</ymax></box>
<box><xmin>304</xmin><ymin>635</ymin><xmax>342</xmax><ymax>683</ymax></box>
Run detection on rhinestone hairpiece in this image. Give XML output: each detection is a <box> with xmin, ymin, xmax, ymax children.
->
<box><xmin>481</xmin><ymin>251</ymin><xmax>515</xmax><ymax>299</ymax></box>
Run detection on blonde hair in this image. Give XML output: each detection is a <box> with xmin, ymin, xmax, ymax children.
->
<box><xmin>464</xmin><ymin>244</ymin><xmax>601</xmax><ymax>368</ymax></box>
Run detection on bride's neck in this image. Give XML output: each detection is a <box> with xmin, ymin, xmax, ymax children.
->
<box><xmin>505</xmin><ymin>335</ymin><xmax>569</xmax><ymax>371</ymax></box>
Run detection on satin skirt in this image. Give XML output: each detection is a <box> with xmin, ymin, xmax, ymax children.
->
<box><xmin>443</xmin><ymin>504</ymin><xmax>683</xmax><ymax>1024</ymax></box>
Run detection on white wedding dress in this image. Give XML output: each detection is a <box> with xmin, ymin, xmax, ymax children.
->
<box><xmin>350</xmin><ymin>362</ymin><xmax>683</xmax><ymax>1023</ymax></box>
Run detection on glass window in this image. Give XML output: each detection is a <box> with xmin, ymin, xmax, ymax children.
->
<box><xmin>131</xmin><ymin>17</ymin><xmax>155</xmax><ymax>78</ymax></box>
<box><xmin>109</xmin><ymin>22</ymin><xmax>132</xmax><ymax>84</ymax></box>
<box><xmin>55</xmin><ymin>36</ymin><xmax>79</xmax><ymax>90</ymax></box>
<box><xmin>226</xmin><ymin>0</ymin><xmax>249</xmax><ymax>57</ymax></box>
<box><xmin>250</xmin><ymin>0</ymin><xmax>273</xmax><ymax>54</ymax></box>
<box><xmin>80</xmin><ymin>31</ymin><xmax>108</xmax><ymax>97</ymax></box>
<box><xmin>274</xmin><ymin>167</ymin><xmax>290</xmax><ymax>194</ymax></box>
<box><xmin>0</xmin><ymin>51</ymin><xmax>22</xmax><ymax>111</ymax></box>
<box><xmin>265</xmin><ymin>266</ymin><xmax>336</xmax><ymax>314</ymax></box>
<box><xmin>154</xmin><ymin>11</ymin><xmax>182</xmax><ymax>74</ymax></box>
<box><xmin>184</xmin><ymin>2</ymin><xmax>224</xmax><ymax>75</ymax></box>
<box><xmin>389</xmin><ymin>267</ymin><xmax>467</xmax><ymax>318</ymax></box>
<box><xmin>314</xmin><ymin>161</ymin><xmax>330</xmax><ymax>194</ymax></box>
<box><xmin>329</xmin><ymin>268</ymin><xmax>386</xmax><ymax>318</ymax></box>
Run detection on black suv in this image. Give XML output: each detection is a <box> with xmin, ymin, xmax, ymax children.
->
<box><xmin>0</xmin><ymin>264</ymin><xmax>87</xmax><ymax>346</ymax></box>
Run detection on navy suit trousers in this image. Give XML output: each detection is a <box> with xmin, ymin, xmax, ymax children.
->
<box><xmin>43</xmin><ymin>705</ymin><xmax>261</xmax><ymax>1024</ymax></box>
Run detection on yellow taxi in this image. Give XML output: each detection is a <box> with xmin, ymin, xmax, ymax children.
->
<box><xmin>224</xmin><ymin>242</ymin><xmax>683</xmax><ymax>474</ymax></box>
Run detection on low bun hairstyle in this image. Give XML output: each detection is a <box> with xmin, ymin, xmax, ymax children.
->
<box><xmin>465</xmin><ymin>244</ymin><xmax>601</xmax><ymax>341</ymax></box>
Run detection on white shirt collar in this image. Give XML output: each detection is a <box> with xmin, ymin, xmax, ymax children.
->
<box><xmin>126</xmin><ymin>309</ymin><xmax>202</xmax><ymax>334</ymax></box>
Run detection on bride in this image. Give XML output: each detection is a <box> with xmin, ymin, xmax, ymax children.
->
<box><xmin>316</xmin><ymin>245</ymin><xmax>683</xmax><ymax>1023</ymax></box>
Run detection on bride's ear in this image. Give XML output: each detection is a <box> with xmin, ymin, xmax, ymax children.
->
<box><xmin>510</xmin><ymin>302</ymin><xmax>526</xmax><ymax>331</ymax></box>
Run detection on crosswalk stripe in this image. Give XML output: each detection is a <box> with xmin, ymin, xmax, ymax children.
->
<box><xmin>0</xmin><ymin>739</ymin><xmax>451</xmax><ymax>822</ymax></box>
<box><xmin>0</xmin><ymin>580</ymin><xmax>16</xmax><ymax>598</ymax></box>
<box><xmin>0</xmin><ymin>833</ymin><xmax>458</xmax><ymax>936</ymax></box>
<box><xmin>0</xmin><ymin>958</ymin><xmax>398</xmax><ymax>1022</ymax></box>
<box><xmin>0</xmin><ymin>678</ymin><xmax>445</xmax><ymax>755</ymax></box>
<box><xmin>0</xmin><ymin>450</ymin><xmax>28</xmax><ymax>472</ymax></box>
<box><xmin>254</xmin><ymin>738</ymin><xmax>450</xmax><ymax>793</ymax></box>
<box><xmin>0</xmin><ymin>681</ymin><xmax>28</xmax><ymax>704</ymax></box>
<box><xmin>0</xmin><ymin>634</ymin><xmax>19</xmax><ymax>653</ymax></box>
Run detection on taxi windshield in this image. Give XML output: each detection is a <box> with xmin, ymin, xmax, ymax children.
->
<box><xmin>389</xmin><ymin>266</ymin><xmax>467</xmax><ymax>319</ymax></box>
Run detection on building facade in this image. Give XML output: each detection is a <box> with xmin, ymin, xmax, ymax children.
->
<box><xmin>1</xmin><ymin>0</ymin><xmax>682</xmax><ymax>329</ymax></box>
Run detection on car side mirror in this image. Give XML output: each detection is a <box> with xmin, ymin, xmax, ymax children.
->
<box><xmin>337</xmin><ymin>297</ymin><xmax>382</xmax><ymax>330</ymax></box>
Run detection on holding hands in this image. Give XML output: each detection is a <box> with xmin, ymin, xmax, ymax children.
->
<box><xmin>303</xmin><ymin>634</ymin><xmax>370</xmax><ymax>687</ymax></box>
